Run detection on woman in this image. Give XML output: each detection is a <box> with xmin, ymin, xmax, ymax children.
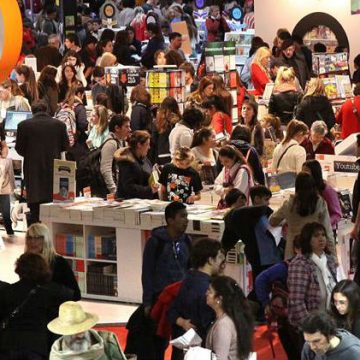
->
<box><xmin>203</xmin><ymin>95</ymin><xmax>232</xmax><ymax>136</ymax></box>
<box><xmin>191</xmin><ymin>128</ymin><xmax>219</xmax><ymax>185</ymax></box>
<box><xmin>113</xmin><ymin>30</ymin><xmax>139</xmax><ymax>66</ymax></box>
<box><xmin>151</xmin><ymin>96</ymin><xmax>181</xmax><ymax>165</ymax></box>
<box><xmin>141</xmin><ymin>23</ymin><xmax>165</xmax><ymax>69</ymax></box>
<box><xmin>0</xmin><ymin>253</ymin><xmax>74</xmax><ymax>359</ymax></box>
<box><xmin>15</xmin><ymin>64</ymin><xmax>39</xmax><ymax>105</ymax></box>
<box><xmin>239</xmin><ymin>100</ymin><xmax>264</xmax><ymax>156</ymax></box>
<box><xmin>58</xmin><ymin>64</ymin><xmax>77</xmax><ymax>103</ymax></box>
<box><xmin>98</xmin><ymin>52</ymin><xmax>117</xmax><ymax>68</ymax></box>
<box><xmin>295</xmin><ymin>77</ymin><xmax>336</xmax><ymax>130</ymax></box>
<box><xmin>180</xmin><ymin>62</ymin><xmax>198</xmax><ymax>97</ymax></box>
<box><xmin>96</xmin><ymin>38</ymin><xmax>114</xmax><ymax>60</ymax></box>
<box><xmin>330</xmin><ymin>280</ymin><xmax>360</xmax><ymax>338</ymax></box>
<box><xmin>271</xmin><ymin>119</ymin><xmax>308</xmax><ymax>174</ymax></box>
<box><xmin>154</xmin><ymin>50</ymin><xmax>167</xmax><ymax>66</ymax></box>
<box><xmin>115</xmin><ymin>130</ymin><xmax>157</xmax><ymax>199</ymax></box>
<box><xmin>302</xmin><ymin>159</ymin><xmax>341</xmax><ymax>231</ymax></box>
<box><xmin>230</xmin><ymin>125</ymin><xmax>265</xmax><ymax>185</ymax></box>
<box><xmin>269</xmin><ymin>172</ymin><xmax>335</xmax><ymax>259</ymax></box>
<box><xmin>214</xmin><ymin>145</ymin><xmax>254</xmax><ymax>205</ymax></box>
<box><xmin>212</xmin><ymin>74</ymin><xmax>233</xmax><ymax>118</ymax></box>
<box><xmin>205</xmin><ymin>5</ymin><xmax>230</xmax><ymax>42</ymax></box>
<box><xmin>130</xmin><ymin>85</ymin><xmax>152</xmax><ymax>133</ymax></box>
<box><xmin>0</xmin><ymin>79</ymin><xmax>31</xmax><ymax>115</ymax></box>
<box><xmin>288</xmin><ymin>222</ymin><xmax>337</xmax><ymax>329</ymax></box>
<box><xmin>250</xmin><ymin>46</ymin><xmax>272</xmax><ymax>96</ymax></box>
<box><xmin>87</xmin><ymin>105</ymin><xmax>109</xmax><ymax>149</ymax></box>
<box><xmin>261</xmin><ymin>114</ymin><xmax>284</xmax><ymax>142</ymax></box>
<box><xmin>206</xmin><ymin>276</ymin><xmax>254</xmax><ymax>360</ymax></box>
<box><xmin>268</xmin><ymin>66</ymin><xmax>301</xmax><ymax>125</ymax></box>
<box><xmin>24</xmin><ymin>223</ymin><xmax>81</xmax><ymax>300</ymax></box>
<box><xmin>55</xmin><ymin>50</ymin><xmax>87</xmax><ymax>87</ymax></box>
<box><xmin>186</xmin><ymin>77</ymin><xmax>214</xmax><ymax>112</ymax></box>
<box><xmin>37</xmin><ymin>65</ymin><xmax>59</xmax><ymax>116</ymax></box>
<box><xmin>127</xmin><ymin>25</ymin><xmax>142</xmax><ymax>56</ymax></box>
<box><xmin>130</xmin><ymin>6</ymin><xmax>147</xmax><ymax>42</ymax></box>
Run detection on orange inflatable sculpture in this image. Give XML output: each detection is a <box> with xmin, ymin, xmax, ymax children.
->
<box><xmin>0</xmin><ymin>1</ymin><xmax>23</xmax><ymax>82</ymax></box>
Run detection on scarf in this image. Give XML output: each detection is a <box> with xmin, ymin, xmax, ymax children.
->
<box><xmin>311</xmin><ymin>253</ymin><xmax>336</xmax><ymax>308</ymax></box>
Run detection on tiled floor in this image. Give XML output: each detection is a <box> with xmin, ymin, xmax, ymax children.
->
<box><xmin>0</xmin><ymin>229</ymin><xmax>137</xmax><ymax>325</ymax></box>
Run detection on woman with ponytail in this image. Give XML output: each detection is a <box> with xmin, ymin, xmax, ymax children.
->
<box><xmin>15</xmin><ymin>64</ymin><xmax>39</xmax><ymax>105</ymax></box>
<box><xmin>206</xmin><ymin>276</ymin><xmax>254</xmax><ymax>360</ymax></box>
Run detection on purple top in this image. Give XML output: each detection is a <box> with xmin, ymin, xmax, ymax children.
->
<box><xmin>321</xmin><ymin>183</ymin><xmax>342</xmax><ymax>229</ymax></box>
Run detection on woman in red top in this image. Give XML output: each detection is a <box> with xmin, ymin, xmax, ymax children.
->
<box><xmin>336</xmin><ymin>84</ymin><xmax>360</xmax><ymax>139</ymax></box>
<box><xmin>251</xmin><ymin>46</ymin><xmax>272</xmax><ymax>96</ymax></box>
<box><xmin>205</xmin><ymin>5</ymin><xmax>230</xmax><ymax>42</ymax></box>
<box><xmin>203</xmin><ymin>95</ymin><xmax>233</xmax><ymax>136</ymax></box>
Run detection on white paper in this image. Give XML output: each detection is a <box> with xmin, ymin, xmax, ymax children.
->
<box><xmin>170</xmin><ymin>329</ymin><xmax>202</xmax><ymax>350</ymax></box>
<box><xmin>267</xmin><ymin>225</ymin><xmax>283</xmax><ymax>246</ymax></box>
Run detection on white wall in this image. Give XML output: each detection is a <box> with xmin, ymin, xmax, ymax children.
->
<box><xmin>254</xmin><ymin>0</ymin><xmax>359</xmax><ymax>70</ymax></box>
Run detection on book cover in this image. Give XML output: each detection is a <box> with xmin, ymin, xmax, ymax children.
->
<box><xmin>87</xmin><ymin>234</ymin><xmax>95</xmax><ymax>259</ymax></box>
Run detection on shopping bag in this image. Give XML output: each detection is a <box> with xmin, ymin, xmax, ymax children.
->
<box><xmin>184</xmin><ymin>346</ymin><xmax>216</xmax><ymax>360</ymax></box>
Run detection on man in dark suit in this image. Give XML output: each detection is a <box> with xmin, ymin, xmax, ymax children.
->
<box><xmin>15</xmin><ymin>100</ymin><xmax>69</xmax><ymax>225</ymax></box>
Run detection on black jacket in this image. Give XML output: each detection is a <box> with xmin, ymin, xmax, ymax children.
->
<box><xmin>131</xmin><ymin>102</ymin><xmax>153</xmax><ymax>133</ymax></box>
<box><xmin>0</xmin><ymin>279</ymin><xmax>74</xmax><ymax>356</ymax></box>
<box><xmin>295</xmin><ymin>95</ymin><xmax>336</xmax><ymax>130</ymax></box>
<box><xmin>114</xmin><ymin>43</ymin><xmax>139</xmax><ymax>66</ymax></box>
<box><xmin>141</xmin><ymin>36</ymin><xmax>165</xmax><ymax>69</ymax></box>
<box><xmin>115</xmin><ymin>147</ymin><xmax>154</xmax><ymax>199</ymax></box>
<box><xmin>279</xmin><ymin>52</ymin><xmax>310</xmax><ymax>90</ymax></box>
<box><xmin>268</xmin><ymin>90</ymin><xmax>301</xmax><ymax>125</ymax></box>
<box><xmin>15</xmin><ymin>112</ymin><xmax>69</xmax><ymax>203</ymax></box>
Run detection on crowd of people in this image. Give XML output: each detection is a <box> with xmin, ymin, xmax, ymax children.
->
<box><xmin>2</xmin><ymin>0</ymin><xmax>360</xmax><ymax>359</ymax></box>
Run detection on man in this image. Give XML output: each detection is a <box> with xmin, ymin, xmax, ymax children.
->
<box><xmin>33</xmin><ymin>34</ymin><xmax>62</xmax><ymax>71</ymax></box>
<box><xmin>91</xmin><ymin>66</ymin><xmax>108</xmax><ymax>101</ymax></box>
<box><xmin>64</xmin><ymin>33</ymin><xmax>81</xmax><ymax>53</ymax></box>
<box><xmin>40</xmin><ymin>4</ymin><xmax>59</xmax><ymax>36</ymax></box>
<box><xmin>168</xmin><ymin>32</ymin><xmax>186</xmax><ymax>62</ymax></box>
<box><xmin>301</xmin><ymin>311</ymin><xmax>360</xmax><ymax>359</ymax></box>
<box><xmin>100</xmin><ymin>115</ymin><xmax>131</xmax><ymax>195</ymax></box>
<box><xmin>48</xmin><ymin>301</ymin><xmax>126</xmax><ymax>359</ymax></box>
<box><xmin>336</xmin><ymin>83</ymin><xmax>360</xmax><ymax>139</ymax></box>
<box><xmin>300</xmin><ymin>120</ymin><xmax>335</xmax><ymax>160</ymax></box>
<box><xmin>168</xmin><ymin>238</ymin><xmax>225</xmax><ymax>360</ymax></box>
<box><xmin>222</xmin><ymin>185</ymin><xmax>281</xmax><ymax>306</ymax></box>
<box><xmin>15</xmin><ymin>100</ymin><xmax>69</xmax><ymax>225</ymax></box>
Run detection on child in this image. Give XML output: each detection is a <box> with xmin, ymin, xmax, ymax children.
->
<box><xmin>159</xmin><ymin>147</ymin><xmax>203</xmax><ymax>204</ymax></box>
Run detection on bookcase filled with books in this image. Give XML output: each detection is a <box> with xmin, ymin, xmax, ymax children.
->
<box><xmin>146</xmin><ymin>69</ymin><xmax>186</xmax><ymax>113</ymax></box>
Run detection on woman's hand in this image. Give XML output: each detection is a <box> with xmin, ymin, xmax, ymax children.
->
<box><xmin>186</xmin><ymin>195</ymin><xmax>196</xmax><ymax>204</ymax></box>
<box><xmin>151</xmin><ymin>183</ymin><xmax>160</xmax><ymax>194</ymax></box>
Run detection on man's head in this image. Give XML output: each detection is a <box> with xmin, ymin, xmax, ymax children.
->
<box><xmin>31</xmin><ymin>99</ymin><xmax>49</xmax><ymax>115</ymax></box>
<box><xmin>182</xmin><ymin>108</ymin><xmax>204</xmax><ymax>130</ymax></box>
<box><xmin>169</xmin><ymin>32</ymin><xmax>182</xmax><ymax>50</ymax></box>
<box><xmin>301</xmin><ymin>312</ymin><xmax>337</xmax><ymax>356</ymax></box>
<box><xmin>64</xmin><ymin>33</ymin><xmax>79</xmax><ymax>50</ymax></box>
<box><xmin>250</xmin><ymin>185</ymin><xmax>272</xmax><ymax>206</ymax></box>
<box><xmin>224</xmin><ymin>189</ymin><xmax>247</xmax><ymax>209</ymax></box>
<box><xmin>165</xmin><ymin>202</ymin><xmax>188</xmax><ymax>235</ymax></box>
<box><xmin>109</xmin><ymin>114</ymin><xmax>131</xmax><ymax>140</ymax></box>
<box><xmin>48</xmin><ymin>34</ymin><xmax>60</xmax><ymax>49</ymax></box>
<box><xmin>93</xmin><ymin>66</ymin><xmax>106</xmax><ymax>86</ymax></box>
<box><xmin>310</xmin><ymin>121</ymin><xmax>327</xmax><ymax>146</ymax></box>
<box><xmin>190</xmin><ymin>238</ymin><xmax>225</xmax><ymax>275</ymax></box>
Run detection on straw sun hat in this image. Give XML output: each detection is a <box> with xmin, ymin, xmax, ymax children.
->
<box><xmin>48</xmin><ymin>301</ymin><xmax>99</xmax><ymax>336</ymax></box>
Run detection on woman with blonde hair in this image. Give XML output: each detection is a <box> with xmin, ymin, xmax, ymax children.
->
<box><xmin>268</xmin><ymin>66</ymin><xmax>302</xmax><ymax>125</ymax></box>
<box><xmin>98</xmin><ymin>52</ymin><xmax>117</xmax><ymax>68</ymax></box>
<box><xmin>251</xmin><ymin>46</ymin><xmax>272</xmax><ymax>96</ymax></box>
<box><xmin>271</xmin><ymin>119</ymin><xmax>308</xmax><ymax>175</ymax></box>
<box><xmin>87</xmin><ymin>105</ymin><xmax>109</xmax><ymax>149</ymax></box>
<box><xmin>0</xmin><ymin>79</ymin><xmax>31</xmax><ymax>117</ymax></box>
<box><xmin>24</xmin><ymin>222</ymin><xmax>81</xmax><ymax>300</ymax></box>
<box><xmin>295</xmin><ymin>77</ymin><xmax>336</xmax><ymax>129</ymax></box>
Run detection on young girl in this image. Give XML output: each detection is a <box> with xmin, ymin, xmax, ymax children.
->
<box><xmin>87</xmin><ymin>105</ymin><xmax>109</xmax><ymax>149</ymax></box>
<box><xmin>159</xmin><ymin>147</ymin><xmax>203</xmax><ymax>204</ymax></box>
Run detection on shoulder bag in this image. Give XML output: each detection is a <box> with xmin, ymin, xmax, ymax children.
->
<box><xmin>274</xmin><ymin>143</ymin><xmax>297</xmax><ymax>190</ymax></box>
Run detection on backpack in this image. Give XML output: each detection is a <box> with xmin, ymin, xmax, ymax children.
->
<box><xmin>76</xmin><ymin>137</ymin><xmax>120</xmax><ymax>196</ymax></box>
<box><xmin>55</xmin><ymin>106</ymin><xmax>77</xmax><ymax>146</ymax></box>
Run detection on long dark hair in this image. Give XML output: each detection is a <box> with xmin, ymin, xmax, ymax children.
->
<box><xmin>303</xmin><ymin>159</ymin><xmax>326</xmax><ymax>192</ymax></box>
<box><xmin>191</xmin><ymin>127</ymin><xmax>214</xmax><ymax>148</ymax></box>
<box><xmin>211</xmin><ymin>276</ymin><xmax>254</xmax><ymax>359</ymax></box>
<box><xmin>298</xmin><ymin>222</ymin><xmax>328</xmax><ymax>256</ymax></box>
<box><xmin>330</xmin><ymin>280</ymin><xmax>360</xmax><ymax>331</ymax></box>
<box><xmin>38</xmin><ymin>65</ymin><xmax>58</xmax><ymax>89</ymax></box>
<box><xmin>202</xmin><ymin>95</ymin><xmax>228</xmax><ymax>115</ymax></box>
<box><xmin>155</xmin><ymin>96</ymin><xmax>180</xmax><ymax>133</ymax></box>
<box><xmin>293</xmin><ymin>172</ymin><xmax>319</xmax><ymax>216</ymax></box>
<box><xmin>219</xmin><ymin>145</ymin><xmax>246</xmax><ymax>166</ymax></box>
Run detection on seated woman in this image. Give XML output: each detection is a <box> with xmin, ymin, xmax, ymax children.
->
<box><xmin>87</xmin><ymin>105</ymin><xmax>109</xmax><ymax>149</ymax></box>
<box><xmin>206</xmin><ymin>276</ymin><xmax>254</xmax><ymax>360</ymax></box>
<box><xmin>159</xmin><ymin>147</ymin><xmax>202</xmax><ymax>204</ymax></box>
<box><xmin>0</xmin><ymin>79</ymin><xmax>31</xmax><ymax>117</ymax></box>
<box><xmin>288</xmin><ymin>222</ymin><xmax>337</xmax><ymax>328</ymax></box>
<box><xmin>302</xmin><ymin>159</ymin><xmax>341</xmax><ymax>232</ymax></box>
<box><xmin>268</xmin><ymin>66</ymin><xmax>301</xmax><ymax>125</ymax></box>
<box><xmin>300</xmin><ymin>120</ymin><xmax>335</xmax><ymax>160</ymax></box>
<box><xmin>202</xmin><ymin>95</ymin><xmax>232</xmax><ymax>136</ymax></box>
<box><xmin>115</xmin><ymin>130</ymin><xmax>158</xmax><ymax>199</ymax></box>
<box><xmin>191</xmin><ymin>128</ymin><xmax>219</xmax><ymax>185</ymax></box>
<box><xmin>330</xmin><ymin>280</ymin><xmax>360</xmax><ymax>339</ymax></box>
<box><xmin>24</xmin><ymin>223</ymin><xmax>81</xmax><ymax>300</ymax></box>
<box><xmin>214</xmin><ymin>145</ymin><xmax>254</xmax><ymax>205</ymax></box>
<box><xmin>269</xmin><ymin>172</ymin><xmax>335</xmax><ymax>259</ymax></box>
<box><xmin>250</xmin><ymin>46</ymin><xmax>272</xmax><ymax>96</ymax></box>
<box><xmin>272</xmin><ymin>119</ymin><xmax>308</xmax><ymax>175</ymax></box>
<box><xmin>0</xmin><ymin>253</ymin><xmax>74</xmax><ymax>359</ymax></box>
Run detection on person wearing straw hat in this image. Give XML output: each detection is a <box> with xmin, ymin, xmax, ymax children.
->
<box><xmin>48</xmin><ymin>301</ymin><xmax>126</xmax><ymax>359</ymax></box>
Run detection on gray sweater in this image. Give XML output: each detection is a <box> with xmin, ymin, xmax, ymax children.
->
<box><xmin>302</xmin><ymin>330</ymin><xmax>360</xmax><ymax>360</ymax></box>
